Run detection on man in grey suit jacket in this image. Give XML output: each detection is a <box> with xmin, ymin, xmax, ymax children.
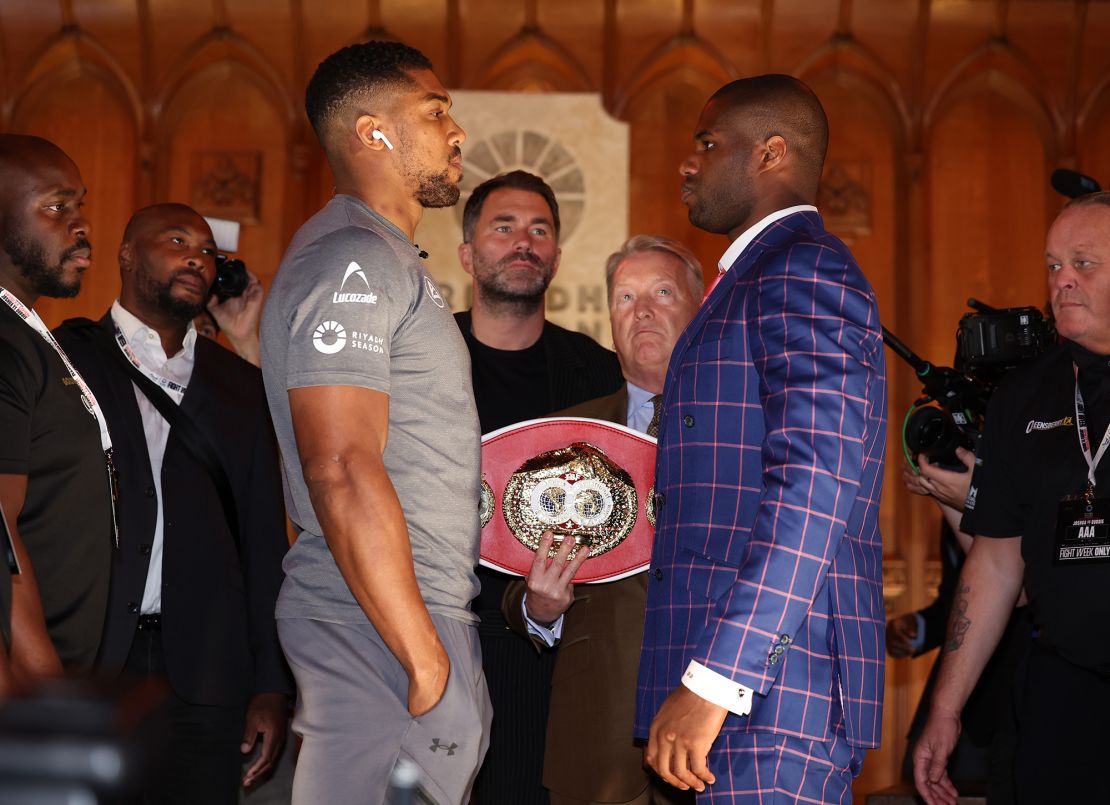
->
<box><xmin>503</xmin><ymin>234</ymin><xmax>703</xmax><ymax>805</ymax></box>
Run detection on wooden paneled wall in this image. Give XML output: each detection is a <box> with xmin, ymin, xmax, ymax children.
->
<box><xmin>3</xmin><ymin>0</ymin><xmax>1110</xmax><ymax>794</ymax></box>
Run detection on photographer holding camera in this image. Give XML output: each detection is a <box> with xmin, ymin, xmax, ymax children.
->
<box><xmin>914</xmin><ymin>191</ymin><xmax>1110</xmax><ymax>805</ymax></box>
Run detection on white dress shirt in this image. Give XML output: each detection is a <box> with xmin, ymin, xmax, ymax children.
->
<box><xmin>110</xmin><ymin>301</ymin><xmax>197</xmax><ymax>615</ymax></box>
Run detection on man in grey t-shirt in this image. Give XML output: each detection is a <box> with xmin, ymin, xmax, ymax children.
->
<box><xmin>259</xmin><ymin>41</ymin><xmax>490</xmax><ymax>804</ymax></box>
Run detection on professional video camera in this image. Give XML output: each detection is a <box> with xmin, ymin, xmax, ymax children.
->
<box><xmin>203</xmin><ymin>216</ymin><xmax>250</xmax><ymax>300</ymax></box>
<box><xmin>884</xmin><ymin>299</ymin><xmax>1055</xmax><ymax>471</ymax></box>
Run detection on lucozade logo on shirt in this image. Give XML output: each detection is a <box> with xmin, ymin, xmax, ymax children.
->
<box><xmin>333</xmin><ymin>262</ymin><xmax>378</xmax><ymax>305</ymax></box>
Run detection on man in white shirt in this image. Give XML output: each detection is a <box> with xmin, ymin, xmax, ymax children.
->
<box><xmin>54</xmin><ymin>203</ymin><xmax>291</xmax><ymax>805</ymax></box>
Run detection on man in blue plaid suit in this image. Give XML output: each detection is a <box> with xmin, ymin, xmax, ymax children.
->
<box><xmin>636</xmin><ymin>75</ymin><xmax>887</xmax><ymax>803</ymax></box>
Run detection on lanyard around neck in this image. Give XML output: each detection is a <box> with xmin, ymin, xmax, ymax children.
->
<box><xmin>0</xmin><ymin>287</ymin><xmax>112</xmax><ymax>452</ymax></box>
<box><xmin>1073</xmin><ymin>363</ymin><xmax>1110</xmax><ymax>493</ymax></box>
<box><xmin>111</xmin><ymin>320</ymin><xmax>189</xmax><ymax>397</ymax></box>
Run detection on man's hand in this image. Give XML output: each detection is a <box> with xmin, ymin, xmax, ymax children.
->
<box><xmin>407</xmin><ymin>642</ymin><xmax>450</xmax><ymax>717</ymax></box>
<box><xmin>523</xmin><ymin>531</ymin><xmax>590</xmax><ymax>625</ymax></box>
<box><xmin>240</xmin><ymin>692</ymin><xmax>288</xmax><ymax>787</ymax></box>
<box><xmin>909</xmin><ymin>448</ymin><xmax>975</xmax><ymax>510</ymax></box>
<box><xmin>913</xmin><ymin>708</ymin><xmax>961</xmax><ymax>805</ymax></box>
<box><xmin>207</xmin><ymin>270</ymin><xmax>263</xmax><ymax>366</ymax></box>
<box><xmin>645</xmin><ymin>685</ymin><xmax>727</xmax><ymax>792</ymax></box>
<box><xmin>886</xmin><ymin>612</ymin><xmax>919</xmax><ymax>658</ymax></box>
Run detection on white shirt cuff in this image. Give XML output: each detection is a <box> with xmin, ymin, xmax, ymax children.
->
<box><xmin>522</xmin><ymin>594</ymin><xmax>564</xmax><ymax>647</ymax></box>
<box><xmin>681</xmin><ymin>660</ymin><xmax>753</xmax><ymax>716</ymax></box>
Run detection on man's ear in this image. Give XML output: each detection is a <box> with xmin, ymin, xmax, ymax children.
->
<box><xmin>758</xmin><ymin>135</ymin><xmax>788</xmax><ymax>172</ymax></box>
<box><xmin>355</xmin><ymin>114</ymin><xmax>388</xmax><ymax>151</ymax></box>
<box><xmin>458</xmin><ymin>242</ymin><xmax>475</xmax><ymax>277</ymax></box>
<box><xmin>118</xmin><ymin>241</ymin><xmax>135</xmax><ymax>274</ymax></box>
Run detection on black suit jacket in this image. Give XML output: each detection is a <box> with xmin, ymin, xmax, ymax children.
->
<box><xmin>54</xmin><ymin>313</ymin><xmax>292</xmax><ymax>707</ymax></box>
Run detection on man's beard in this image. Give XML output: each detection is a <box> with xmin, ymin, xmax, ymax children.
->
<box><xmin>473</xmin><ymin>250</ymin><xmax>555</xmax><ymax>315</ymax></box>
<box><xmin>403</xmin><ymin>144</ymin><xmax>462</xmax><ymax>209</ymax></box>
<box><xmin>3</xmin><ymin>228</ymin><xmax>87</xmax><ymax>299</ymax></box>
<box><xmin>137</xmin><ymin>265</ymin><xmax>209</xmax><ymax>321</ymax></box>
<box><xmin>415</xmin><ymin>170</ymin><xmax>461</xmax><ymax>208</ymax></box>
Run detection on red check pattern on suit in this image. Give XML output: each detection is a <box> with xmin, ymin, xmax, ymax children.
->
<box><xmin>635</xmin><ymin>210</ymin><xmax>887</xmax><ymax>754</ymax></box>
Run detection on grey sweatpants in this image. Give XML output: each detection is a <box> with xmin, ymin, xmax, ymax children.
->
<box><xmin>278</xmin><ymin>614</ymin><xmax>492</xmax><ymax>805</ymax></box>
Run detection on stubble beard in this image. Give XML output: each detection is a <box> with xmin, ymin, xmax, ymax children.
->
<box><xmin>136</xmin><ymin>262</ymin><xmax>208</xmax><ymax>322</ymax></box>
<box><xmin>473</xmin><ymin>251</ymin><xmax>555</xmax><ymax>317</ymax></box>
<box><xmin>3</xmin><ymin>227</ymin><xmax>86</xmax><ymax>299</ymax></box>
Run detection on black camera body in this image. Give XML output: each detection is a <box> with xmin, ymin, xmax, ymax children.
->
<box><xmin>886</xmin><ymin>301</ymin><xmax>1055</xmax><ymax>471</ymax></box>
<box><xmin>213</xmin><ymin>254</ymin><xmax>249</xmax><ymax>301</ymax></box>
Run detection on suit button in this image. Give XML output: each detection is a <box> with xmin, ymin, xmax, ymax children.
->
<box><xmin>127</xmin><ymin>602</ymin><xmax>139</xmax><ymax>614</ymax></box>
<box><xmin>654</xmin><ymin>568</ymin><xmax>664</xmax><ymax>582</ymax></box>
<box><xmin>138</xmin><ymin>544</ymin><xmax>151</xmax><ymax>556</ymax></box>
<box><xmin>683</xmin><ymin>415</ymin><xmax>694</xmax><ymax>427</ymax></box>
<box><xmin>656</xmin><ymin>492</ymin><xmax>666</xmax><ymax>507</ymax></box>
<box><xmin>145</xmin><ymin>486</ymin><xmax>155</xmax><ymax>498</ymax></box>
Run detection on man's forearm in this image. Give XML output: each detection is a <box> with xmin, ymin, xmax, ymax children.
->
<box><xmin>305</xmin><ymin>454</ymin><xmax>443</xmax><ymax>680</ymax></box>
<box><xmin>929</xmin><ymin>536</ymin><xmax>1023</xmax><ymax>716</ymax></box>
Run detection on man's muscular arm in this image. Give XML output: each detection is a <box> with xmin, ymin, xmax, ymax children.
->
<box><xmin>0</xmin><ymin>474</ymin><xmax>63</xmax><ymax>681</ymax></box>
<box><xmin>289</xmin><ymin>386</ymin><xmax>448</xmax><ymax>716</ymax></box>
<box><xmin>913</xmin><ymin>535</ymin><xmax>1024</xmax><ymax>805</ymax></box>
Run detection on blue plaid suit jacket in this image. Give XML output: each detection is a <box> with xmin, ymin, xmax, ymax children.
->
<box><xmin>634</xmin><ymin>210</ymin><xmax>887</xmax><ymax>749</ymax></box>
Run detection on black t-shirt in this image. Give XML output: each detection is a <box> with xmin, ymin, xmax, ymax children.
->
<box><xmin>962</xmin><ymin>341</ymin><xmax>1110</xmax><ymax>671</ymax></box>
<box><xmin>463</xmin><ymin>330</ymin><xmax>551</xmax><ymax>434</ymax></box>
<box><xmin>0</xmin><ymin>304</ymin><xmax>112</xmax><ymax>673</ymax></box>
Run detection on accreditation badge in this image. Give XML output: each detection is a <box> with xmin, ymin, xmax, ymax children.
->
<box><xmin>479</xmin><ymin>417</ymin><xmax>656</xmax><ymax>584</ymax></box>
<box><xmin>1054</xmin><ymin>495</ymin><xmax>1110</xmax><ymax>563</ymax></box>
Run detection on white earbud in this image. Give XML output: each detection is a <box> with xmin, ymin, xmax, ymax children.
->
<box><xmin>372</xmin><ymin>129</ymin><xmax>395</xmax><ymax>151</ymax></box>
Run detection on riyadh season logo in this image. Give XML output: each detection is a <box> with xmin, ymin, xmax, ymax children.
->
<box><xmin>333</xmin><ymin>262</ymin><xmax>378</xmax><ymax>305</ymax></box>
<box><xmin>424</xmin><ymin>276</ymin><xmax>446</xmax><ymax>308</ymax></box>
<box><xmin>313</xmin><ymin>320</ymin><xmax>347</xmax><ymax>354</ymax></box>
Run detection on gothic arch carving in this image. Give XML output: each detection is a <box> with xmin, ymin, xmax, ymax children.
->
<box><xmin>612</xmin><ymin>35</ymin><xmax>733</xmax><ymax>119</ymax></box>
<box><xmin>154</xmin><ymin>28</ymin><xmax>296</xmax><ymax>128</ymax></box>
<box><xmin>476</xmin><ymin>30</ymin><xmax>592</xmax><ymax>92</ymax></box>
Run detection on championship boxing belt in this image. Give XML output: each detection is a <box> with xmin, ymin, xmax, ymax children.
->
<box><xmin>479</xmin><ymin>417</ymin><xmax>656</xmax><ymax>584</ymax></box>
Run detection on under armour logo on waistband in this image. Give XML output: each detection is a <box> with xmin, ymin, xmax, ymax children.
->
<box><xmin>429</xmin><ymin>738</ymin><xmax>457</xmax><ymax>755</ymax></box>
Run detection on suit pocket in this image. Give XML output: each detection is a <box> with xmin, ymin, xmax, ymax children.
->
<box><xmin>676</xmin><ymin>547</ymin><xmax>740</xmax><ymax>604</ymax></box>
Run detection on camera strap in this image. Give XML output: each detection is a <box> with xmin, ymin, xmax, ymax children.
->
<box><xmin>1073</xmin><ymin>363</ymin><xmax>1110</xmax><ymax>496</ymax></box>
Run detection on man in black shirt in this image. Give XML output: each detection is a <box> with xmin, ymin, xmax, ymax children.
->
<box><xmin>914</xmin><ymin>191</ymin><xmax>1110</xmax><ymax>804</ymax></box>
<box><xmin>454</xmin><ymin>170</ymin><xmax>623</xmax><ymax>804</ymax></box>
<box><xmin>0</xmin><ymin>135</ymin><xmax>113</xmax><ymax>683</ymax></box>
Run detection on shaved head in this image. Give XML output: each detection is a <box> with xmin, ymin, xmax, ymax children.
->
<box><xmin>122</xmin><ymin>202</ymin><xmax>208</xmax><ymax>244</ymax></box>
<box><xmin>118</xmin><ymin>202</ymin><xmax>216</xmax><ymax>324</ymax></box>
<box><xmin>0</xmin><ymin>135</ymin><xmax>90</xmax><ymax>303</ymax></box>
<box><xmin>710</xmin><ymin>74</ymin><xmax>829</xmax><ymax>193</ymax></box>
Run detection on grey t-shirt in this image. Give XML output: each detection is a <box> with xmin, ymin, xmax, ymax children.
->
<box><xmin>261</xmin><ymin>194</ymin><xmax>480</xmax><ymax>625</ymax></box>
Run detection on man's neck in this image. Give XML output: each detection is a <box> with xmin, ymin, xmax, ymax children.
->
<box><xmin>468</xmin><ymin>299</ymin><xmax>545</xmax><ymax>350</ymax></box>
<box><xmin>334</xmin><ymin>169</ymin><xmax>423</xmax><ymax>240</ymax></box>
<box><xmin>118</xmin><ymin>298</ymin><xmax>188</xmax><ymax>358</ymax></box>
<box><xmin>624</xmin><ymin>369</ymin><xmax>665</xmax><ymax>396</ymax></box>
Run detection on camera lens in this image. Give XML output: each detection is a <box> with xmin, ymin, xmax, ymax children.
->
<box><xmin>904</xmin><ymin>405</ymin><xmax>966</xmax><ymax>468</ymax></box>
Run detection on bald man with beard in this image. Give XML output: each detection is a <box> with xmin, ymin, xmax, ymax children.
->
<box><xmin>54</xmin><ymin>203</ymin><xmax>291</xmax><ymax>803</ymax></box>
<box><xmin>0</xmin><ymin>135</ymin><xmax>112</xmax><ymax>688</ymax></box>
